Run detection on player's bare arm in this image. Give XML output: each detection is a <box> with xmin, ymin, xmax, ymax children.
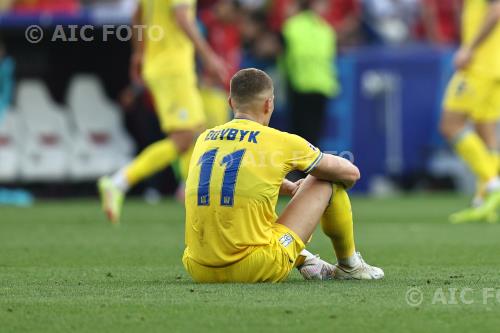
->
<box><xmin>130</xmin><ymin>3</ymin><xmax>144</xmax><ymax>85</ymax></box>
<box><xmin>173</xmin><ymin>4</ymin><xmax>228</xmax><ymax>83</ymax></box>
<box><xmin>310</xmin><ymin>154</ymin><xmax>360</xmax><ymax>190</ymax></box>
<box><xmin>455</xmin><ymin>0</ymin><xmax>500</xmax><ymax>70</ymax></box>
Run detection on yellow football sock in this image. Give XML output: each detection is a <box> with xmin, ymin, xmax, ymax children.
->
<box><xmin>472</xmin><ymin>150</ymin><xmax>500</xmax><ymax>204</ymax></box>
<box><xmin>125</xmin><ymin>139</ymin><xmax>178</xmax><ymax>186</ymax></box>
<box><xmin>179</xmin><ymin>145</ymin><xmax>194</xmax><ymax>181</ymax></box>
<box><xmin>473</xmin><ymin>181</ymin><xmax>487</xmax><ymax>204</ymax></box>
<box><xmin>294</xmin><ymin>255</ymin><xmax>306</xmax><ymax>268</ymax></box>
<box><xmin>492</xmin><ymin>150</ymin><xmax>500</xmax><ymax>174</ymax></box>
<box><xmin>454</xmin><ymin>130</ymin><xmax>497</xmax><ymax>183</ymax></box>
<box><xmin>320</xmin><ymin>185</ymin><xmax>356</xmax><ymax>260</ymax></box>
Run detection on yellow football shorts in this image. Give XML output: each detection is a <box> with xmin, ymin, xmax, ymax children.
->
<box><xmin>443</xmin><ymin>71</ymin><xmax>500</xmax><ymax>122</ymax></box>
<box><xmin>182</xmin><ymin>223</ymin><xmax>305</xmax><ymax>283</ymax></box>
<box><xmin>146</xmin><ymin>74</ymin><xmax>206</xmax><ymax>133</ymax></box>
<box><xmin>199</xmin><ymin>86</ymin><xmax>230</xmax><ymax>129</ymax></box>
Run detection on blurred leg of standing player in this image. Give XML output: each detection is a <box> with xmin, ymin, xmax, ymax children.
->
<box><xmin>98</xmin><ymin>1</ymin><xmax>227</xmax><ymax>224</ymax></box>
<box><xmin>99</xmin><ymin>74</ymin><xmax>205</xmax><ymax>224</ymax></box>
<box><xmin>439</xmin><ymin>0</ymin><xmax>500</xmax><ymax>223</ymax></box>
<box><xmin>441</xmin><ymin>0</ymin><xmax>500</xmax><ymax>223</ymax></box>
<box><xmin>441</xmin><ymin>74</ymin><xmax>500</xmax><ymax>223</ymax></box>
<box><xmin>473</xmin><ymin>121</ymin><xmax>500</xmax><ymax>206</ymax></box>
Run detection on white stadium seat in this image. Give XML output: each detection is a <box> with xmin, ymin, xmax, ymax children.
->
<box><xmin>66</xmin><ymin>75</ymin><xmax>134</xmax><ymax>181</ymax></box>
<box><xmin>0</xmin><ymin>109</ymin><xmax>22</xmax><ymax>182</ymax></box>
<box><xmin>16</xmin><ymin>80</ymin><xmax>72</xmax><ymax>182</ymax></box>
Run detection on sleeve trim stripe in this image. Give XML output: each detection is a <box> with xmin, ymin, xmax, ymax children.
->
<box><xmin>304</xmin><ymin>152</ymin><xmax>323</xmax><ymax>174</ymax></box>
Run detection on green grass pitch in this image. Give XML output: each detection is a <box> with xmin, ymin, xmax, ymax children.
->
<box><xmin>1</xmin><ymin>195</ymin><xmax>500</xmax><ymax>332</ymax></box>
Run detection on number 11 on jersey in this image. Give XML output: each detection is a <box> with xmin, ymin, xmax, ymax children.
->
<box><xmin>197</xmin><ymin>149</ymin><xmax>246</xmax><ymax>207</ymax></box>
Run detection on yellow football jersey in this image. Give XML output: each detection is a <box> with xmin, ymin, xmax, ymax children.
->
<box><xmin>462</xmin><ymin>0</ymin><xmax>500</xmax><ymax>78</ymax></box>
<box><xmin>184</xmin><ymin>119</ymin><xmax>323</xmax><ymax>267</ymax></box>
<box><xmin>140</xmin><ymin>0</ymin><xmax>196</xmax><ymax>80</ymax></box>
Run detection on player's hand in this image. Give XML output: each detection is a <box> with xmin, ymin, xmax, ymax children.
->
<box><xmin>280</xmin><ymin>179</ymin><xmax>304</xmax><ymax>197</ymax></box>
<box><xmin>119</xmin><ymin>85</ymin><xmax>144</xmax><ymax>111</ymax></box>
<box><xmin>290</xmin><ymin>179</ymin><xmax>304</xmax><ymax>196</ymax></box>
<box><xmin>454</xmin><ymin>46</ymin><xmax>474</xmax><ymax>70</ymax></box>
<box><xmin>129</xmin><ymin>51</ymin><xmax>144</xmax><ymax>85</ymax></box>
<box><xmin>202</xmin><ymin>51</ymin><xmax>229</xmax><ymax>85</ymax></box>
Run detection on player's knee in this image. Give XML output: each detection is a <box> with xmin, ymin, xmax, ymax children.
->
<box><xmin>304</xmin><ymin>175</ymin><xmax>334</xmax><ymax>198</ymax></box>
<box><xmin>439</xmin><ymin>117</ymin><xmax>457</xmax><ymax>140</ymax></box>
<box><xmin>440</xmin><ymin>112</ymin><xmax>467</xmax><ymax>140</ymax></box>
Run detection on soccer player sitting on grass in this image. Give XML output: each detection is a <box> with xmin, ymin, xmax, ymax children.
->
<box><xmin>182</xmin><ymin>68</ymin><xmax>384</xmax><ymax>282</ymax></box>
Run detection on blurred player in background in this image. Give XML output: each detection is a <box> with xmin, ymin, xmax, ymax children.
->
<box><xmin>98</xmin><ymin>0</ymin><xmax>227</xmax><ymax>224</ymax></box>
<box><xmin>183</xmin><ymin>68</ymin><xmax>384</xmax><ymax>282</ymax></box>
<box><xmin>282</xmin><ymin>0</ymin><xmax>339</xmax><ymax>147</ymax></box>
<box><xmin>440</xmin><ymin>0</ymin><xmax>500</xmax><ymax>223</ymax></box>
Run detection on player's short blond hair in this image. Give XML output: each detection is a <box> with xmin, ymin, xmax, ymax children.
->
<box><xmin>230</xmin><ymin>68</ymin><xmax>273</xmax><ymax>105</ymax></box>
